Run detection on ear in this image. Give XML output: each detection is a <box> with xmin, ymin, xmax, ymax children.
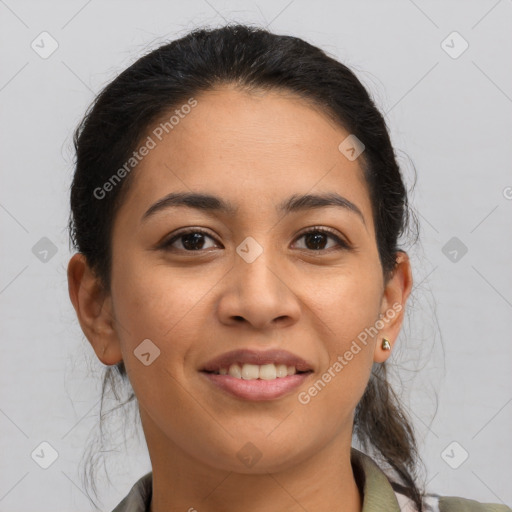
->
<box><xmin>67</xmin><ymin>253</ymin><xmax>123</xmax><ymax>366</ymax></box>
<box><xmin>373</xmin><ymin>251</ymin><xmax>413</xmax><ymax>363</ymax></box>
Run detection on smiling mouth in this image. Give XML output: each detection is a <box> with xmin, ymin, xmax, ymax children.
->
<box><xmin>202</xmin><ymin>362</ymin><xmax>313</xmax><ymax>380</ymax></box>
<box><xmin>200</xmin><ymin>366</ymin><xmax>314</xmax><ymax>401</ymax></box>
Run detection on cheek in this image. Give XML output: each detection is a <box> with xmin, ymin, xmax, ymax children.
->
<box><xmin>312</xmin><ymin>257</ymin><xmax>383</xmax><ymax>338</ymax></box>
<box><xmin>112</xmin><ymin>251</ymin><xmax>215</xmax><ymax>334</ymax></box>
<box><xmin>109</xmin><ymin>262</ymin><xmax>213</xmax><ymax>417</ymax></box>
<box><xmin>304</xmin><ymin>257</ymin><xmax>382</xmax><ymax>397</ymax></box>
<box><xmin>298</xmin><ymin>282</ymin><xmax>379</xmax><ymax>423</ymax></box>
<box><xmin>110</xmin><ymin>255</ymin><xmax>231</xmax><ymax>381</ymax></box>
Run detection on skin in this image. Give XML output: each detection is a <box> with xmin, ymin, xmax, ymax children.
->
<box><xmin>68</xmin><ymin>85</ymin><xmax>412</xmax><ymax>512</ymax></box>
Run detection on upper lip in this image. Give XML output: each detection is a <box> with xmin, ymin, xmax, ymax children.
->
<box><xmin>201</xmin><ymin>349</ymin><xmax>314</xmax><ymax>373</ymax></box>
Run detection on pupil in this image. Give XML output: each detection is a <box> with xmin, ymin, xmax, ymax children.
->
<box><xmin>306</xmin><ymin>232</ymin><xmax>327</xmax><ymax>250</ymax></box>
<box><xmin>182</xmin><ymin>233</ymin><xmax>205</xmax><ymax>250</ymax></box>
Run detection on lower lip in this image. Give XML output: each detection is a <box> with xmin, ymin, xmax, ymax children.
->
<box><xmin>200</xmin><ymin>371</ymin><xmax>312</xmax><ymax>401</ymax></box>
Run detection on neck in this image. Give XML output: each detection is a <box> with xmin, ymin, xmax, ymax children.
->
<box><xmin>144</xmin><ymin>415</ymin><xmax>363</xmax><ymax>512</ymax></box>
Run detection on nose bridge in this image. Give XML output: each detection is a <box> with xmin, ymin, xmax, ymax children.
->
<box><xmin>234</xmin><ymin>234</ymin><xmax>282</xmax><ymax>293</ymax></box>
<box><xmin>218</xmin><ymin>232</ymin><xmax>301</xmax><ymax>328</ymax></box>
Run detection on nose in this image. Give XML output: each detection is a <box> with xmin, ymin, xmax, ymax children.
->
<box><xmin>216</xmin><ymin>240</ymin><xmax>301</xmax><ymax>330</ymax></box>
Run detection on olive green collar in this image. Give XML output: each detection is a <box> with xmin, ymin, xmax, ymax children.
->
<box><xmin>350</xmin><ymin>448</ymin><xmax>401</xmax><ymax>512</ymax></box>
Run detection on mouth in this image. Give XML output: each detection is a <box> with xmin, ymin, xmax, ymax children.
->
<box><xmin>199</xmin><ymin>349</ymin><xmax>314</xmax><ymax>401</ymax></box>
<box><xmin>202</xmin><ymin>363</ymin><xmax>312</xmax><ymax>379</ymax></box>
<box><xmin>200</xmin><ymin>369</ymin><xmax>313</xmax><ymax>401</ymax></box>
<box><xmin>201</xmin><ymin>348</ymin><xmax>314</xmax><ymax>373</ymax></box>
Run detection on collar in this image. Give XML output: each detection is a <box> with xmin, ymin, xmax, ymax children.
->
<box><xmin>350</xmin><ymin>448</ymin><xmax>402</xmax><ymax>512</ymax></box>
<box><xmin>112</xmin><ymin>448</ymin><xmax>402</xmax><ymax>512</ymax></box>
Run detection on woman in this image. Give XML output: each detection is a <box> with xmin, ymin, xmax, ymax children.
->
<box><xmin>66</xmin><ymin>24</ymin><xmax>511</xmax><ymax>512</ymax></box>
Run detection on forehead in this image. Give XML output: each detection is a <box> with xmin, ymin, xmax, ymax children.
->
<box><xmin>116</xmin><ymin>86</ymin><xmax>373</xmax><ymax>229</ymax></box>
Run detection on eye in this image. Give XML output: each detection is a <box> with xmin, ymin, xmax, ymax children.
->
<box><xmin>159</xmin><ymin>226</ymin><xmax>350</xmax><ymax>253</ymax></box>
<box><xmin>293</xmin><ymin>227</ymin><xmax>350</xmax><ymax>252</ymax></box>
<box><xmin>161</xmin><ymin>229</ymin><xmax>220</xmax><ymax>252</ymax></box>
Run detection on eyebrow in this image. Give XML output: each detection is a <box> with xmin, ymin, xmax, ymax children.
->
<box><xmin>141</xmin><ymin>191</ymin><xmax>366</xmax><ymax>226</ymax></box>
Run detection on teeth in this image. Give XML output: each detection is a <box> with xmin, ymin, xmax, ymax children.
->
<box><xmin>242</xmin><ymin>364</ymin><xmax>260</xmax><ymax>380</ymax></box>
<box><xmin>259</xmin><ymin>364</ymin><xmax>276</xmax><ymax>380</ymax></box>
<box><xmin>276</xmin><ymin>364</ymin><xmax>288</xmax><ymax>378</ymax></box>
<box><xmin>218</xmin><ymin>363</ymin><xmax>299</xmax><ymax>379</ymax></box>
<box><xmin>228</xmin><ymin>364</ymin><xmax>242</xmax><ymax>379</ymax></box>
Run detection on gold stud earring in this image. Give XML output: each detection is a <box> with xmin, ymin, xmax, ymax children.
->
<box><xmin>381</xmin><ymin>337</ymin><xmax>391</xmax><ymax>351</ymax></box>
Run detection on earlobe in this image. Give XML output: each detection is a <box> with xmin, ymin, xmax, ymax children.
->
<box><xmin>373</xmin><ymin>251</ymin><xmax>413</xmax><ymax>364</ymax></box>
<box><xmin>374</xmin><ymin>336</ymin><xmax>394</xmax><ymax>363</ymax></box>
<box><xmin>67</xmin><ymin>253</ymin><xmax>123</xmax><ymax>366</ymax></box>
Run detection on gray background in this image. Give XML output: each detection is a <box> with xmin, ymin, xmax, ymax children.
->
<box><xmin>1</xmin><ymin>1</ymin><xmax>511</xmax><ymax>511</ymax></box>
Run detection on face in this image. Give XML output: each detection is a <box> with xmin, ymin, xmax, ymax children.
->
<box><xmin>70</xmin><ymin>85</ymin><xmax>411</xmax><ymax>474</ymax></box>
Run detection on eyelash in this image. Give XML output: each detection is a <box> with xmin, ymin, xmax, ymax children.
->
<box><xmin>160</xmin><ymin>226</ymin><xmax>351</xmax><ymax>253</ymax></box>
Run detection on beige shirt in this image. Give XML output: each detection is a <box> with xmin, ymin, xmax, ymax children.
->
<box><xmin>111</xmin><ymin>448</ymin><xmax>511</xmax><ymax>512</ymax></box>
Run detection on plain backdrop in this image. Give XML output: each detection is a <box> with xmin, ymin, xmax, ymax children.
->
<box><xmin>1</xmin><ymin>1</ymin><xmax>511</xmax><ymax>511</ymax></box>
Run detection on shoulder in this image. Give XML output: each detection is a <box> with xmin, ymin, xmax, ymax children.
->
<box><xmin>393</xmin><ymin>487</ymin><xmax>511</xmax><ymax>512</ymax></box>
<box><xmin>350</xmin><ymin>449</ymin><xmax>511</xmax><ymax>512</ymax></box>
<box><xmin>111</xmin><ymin>471</ymin><xmax>152</xmax><ymax>512</ymax></box>
<box><xmin>396</xmin><ymin>491</ymin><xmax>512</xmax><ymax>512</ymax></box>
<box><xmin>438</xmin><ymin>496</ymin><xmax>512</xmax><ymax>512</ymax></box>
